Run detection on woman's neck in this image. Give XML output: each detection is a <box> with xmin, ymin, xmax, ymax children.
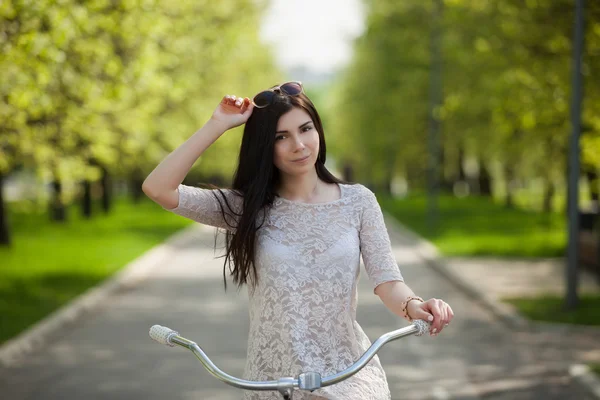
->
<box><xmin>277</xmin><ymin>171</ymin><xmax>322</xmax><ymax>202</ymax></box>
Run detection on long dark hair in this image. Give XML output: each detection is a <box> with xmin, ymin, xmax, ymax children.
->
<box><xmin>215</xmin><ymin>89</ymin><xmax>345</xmax><ymax>291</ymax></box>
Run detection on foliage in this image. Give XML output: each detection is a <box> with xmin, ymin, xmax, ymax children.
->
<box><xmin>0</xmin><ymin>0</ymin><xmax>280</xmax><ymax>197</ymax></box>
<box><xmin>330</xmin><ymin>0</ymin><xmax>600</xmax><ymax>198</ymax></box>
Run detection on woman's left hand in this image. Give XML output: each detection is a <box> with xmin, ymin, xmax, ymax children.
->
<box><xmin>407</xmin><ymin>298</ymin><xmax>454</xmax><ymax>336</ymax></box>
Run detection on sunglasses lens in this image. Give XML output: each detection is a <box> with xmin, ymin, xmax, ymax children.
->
<box><xmin>280</xmin><ymin>82</ymin><xmax>302</xmax><ymax>96</ymax></box>
<box><xmin>253</xmin><ymin>91</ymin><xmax>274</xmax><ymax>108</ymax></box>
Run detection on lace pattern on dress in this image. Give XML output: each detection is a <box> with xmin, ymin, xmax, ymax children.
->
<box><xmin>166</xmin><ymin>183</ymin><xmax>403</xmax><ymax>400</ymax></box>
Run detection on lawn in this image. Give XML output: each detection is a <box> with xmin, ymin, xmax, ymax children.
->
<box><xmin>380</xmin><ymin>193</ymin><xmax>599</xmax><ymax>327</ymax></box>
<box><xmin>379</xmin><ymin>194</ymin><xmax>566</xmax><ymax>257</ymax></box>
<box><xmin>503</xmin><ymin>294</ymin><xmax>600</xmax><ymax>326</ymax></box>
<box><xmin>0</xmin><ymin>197</ymin><xmax>192</xmax><ymax>344</ymax></box>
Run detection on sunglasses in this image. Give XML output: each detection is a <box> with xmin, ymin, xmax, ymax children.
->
<box><xmin>252</xmin><ymin>81</ymin><xmax>304</xmax><ymax>108</ymax></box>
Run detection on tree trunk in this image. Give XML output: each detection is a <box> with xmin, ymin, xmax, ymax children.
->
<box><xmin>504</xmin><ymin>164</ymin><xmax>514</xmax><ymax>208</ymax></box>
<box><xmin>478</xmin><ymin>159</ymin><xmax>492</xmax><ymax>197</ymax></box>
<box><xmin>452</xmin><ymin>147</ymin><xmax>470</xmax><ymax>195</ymax></box>
<box><xmin>81</xmin><ymin>180</ymin><xmax>92</xmax><ymax>218</ymax></box>
<box><xmin>50</xmin><ymin>179</ymin><xmax>67</xmax><ymax>222</ymax></box>
<box><xmin>382</xmin><ymin>147</ymin><xmax>396</xmax><ymax>196</ymax></box>
<box><xmin>542</xmin><ymin>179</ymin><xmax>555</xmax><ymax>213</ymax></box>
<box><xmin>585</xmin><ymin>169</ymin><xmax>599</xmax><ymax>207</ymax></box>
<box><xmin>0</xmin><ymin>172</ymin><xmax>11</xmax><ymax>246</ymax></box>
<box><xmin>427</xmin><ymin>0</ymin><xmax>444</xmax><ymax>202</ymax></box>
<box><xmin>405</xmin><ymin>162</ymin><xmax>414</xmax><ymax>190</ymax></box>
<box><xmin>342</xmin><ymin>163</ymin><xmax>354</xmax><ymax>183</ymax></box>
<box><xmin>438</xmin><ymin>146</ymin><xmax>452</xmax><ymax>192</ymax></box>
<box><xmin>457</xmin><ymin>147</ymin><xmax>466</xmax><ymax>181</ymax></box>
<box><xmin>130</xmin><ymin>170</ymin><xmax>144</xmax><ymax>203</ymax></box>
<box><xmin>101</xmin><ymin>166</ymin><xmax>111</xmax><ymax>213</ymax></box>
<box><xmin>381</xmin><ymin>175</ymin><xmax>392</xmax><ymax>196</ymax></box>
<box><xmin>130</xmin><ymin>177</ymin><xmax>144</xmax><ymax>203</ymax></box>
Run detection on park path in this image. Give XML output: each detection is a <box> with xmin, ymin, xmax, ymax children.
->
<box><xmin>0</xmin><ymin>220</ymin><xmax>595</xmax><ymax>399</ymax></box>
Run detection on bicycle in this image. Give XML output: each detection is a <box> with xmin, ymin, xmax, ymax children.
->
<box><xmin>149</xmin><ymin>319</ymin><xmax>429</xmax><ymax>399</ymax></box>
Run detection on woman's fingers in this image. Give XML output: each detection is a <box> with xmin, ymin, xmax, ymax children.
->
<box><xmin>413</xmin><ymin>305</ymin><xmax>434</xmax><ymax>322</ymax></box>
<box><xmin>424</xmin><ymin>298</ymin><xmax>454</xmax><ymax>336</ymax></box>
<box><xmin>213</xmin><ymin>95</ymin><xmax>252</xmax><ymax>130</ymax></box>
<box><xmin>446</xmin><ymin>304</ymin><xmax>454</xmax><ymax>325</ymax></box>
<box><xmin>222</xmin><ymin>95</ymin><xmax>233</xmax><ymax>106</ymax></box>
<box><xmin>241</xmin><ymin>97</ymin><xmax>253</xmax><ymax>115</ymax></box>
<box><xmin>427</xmin><ymin>299</ymin><xmax>442</xmax><ymax>335</ymax></box>
<box><xmin>438</xmin><ymin>305</ymin><xmax>448</xmax><ymax>334</ymax></box>
<box><xmin>222</xmin><ymin>95</ymin><xmax>248</xmax><ymax>110</ymax></box>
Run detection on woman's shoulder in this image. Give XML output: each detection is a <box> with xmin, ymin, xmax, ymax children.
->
<box><xmin>180</xmin><ymin>184</ymin><xmax>242</xmax><ymax>196</ymax></box>
<box><xmin>341</xmin><ymin>182</ymin><xmax>376</xmax><ymax>201</ymax></box>
<box><xmin>177</xmin><ymin>184</ymin><xmax>243</xmax><ymax>209</ymax></box>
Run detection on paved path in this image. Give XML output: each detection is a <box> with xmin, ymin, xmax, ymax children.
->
<box><xmin>444</xmin><ymin>256</ymin><xmax>599</xmax><ymax>299</ymax></box>
<box><xmin>0</xmin><ymin>220</ymin><xmax>595</xmax><ymax>399</ymax></box>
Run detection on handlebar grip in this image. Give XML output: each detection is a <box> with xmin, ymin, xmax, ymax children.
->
<box><xmin>412</xmin><ymin>319</ymin><xmax>429</xmax><ymax>336</ymax></box>
<box><xmin>149</xmin><ymin>325</ymin><xmax>178</xmax><ymax>347</ymax></box>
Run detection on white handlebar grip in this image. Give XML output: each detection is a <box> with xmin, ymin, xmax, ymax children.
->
<box><xmin>149</xmin><ymin>325</ymin><xmax>178</xmax><ymax>346</ymax></box>
<box><xmin>413</xmin><ymin>319</ymin><xmax>430</xmax><ymax>336</ymax></box>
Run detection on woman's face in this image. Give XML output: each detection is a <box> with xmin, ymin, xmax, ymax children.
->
<box><xmin>273</xmin><ymin>107</ymin><xmax>320</xmax><ymax>177</ymax></box>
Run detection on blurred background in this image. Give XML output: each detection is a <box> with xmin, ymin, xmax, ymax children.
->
<box><xmin>1</xmin><ymin>0</ymin><xmax>599</xmax><ymax>380</ymax></box>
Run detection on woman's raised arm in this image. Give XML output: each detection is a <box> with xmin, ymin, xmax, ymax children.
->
<box><xmin>142</xmin><ymin>95</ymin><xmax>253</xmax><ymax>209</ymax></box>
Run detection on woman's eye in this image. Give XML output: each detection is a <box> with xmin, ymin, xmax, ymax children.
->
<box><xmin>275</xmin><ymin>135</ymin><xmax>285</xmax><ymax>140</ymax></box>
<box><xmin>302</xmin><ymin>126</ymin><xmax>313</xmax><ymax>132</ymax></box>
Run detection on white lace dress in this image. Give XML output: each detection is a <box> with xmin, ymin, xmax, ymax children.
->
<box><xmin>166</xmin><ymin>183</ymin><xmax>404</xmax><ymax>399</ymax></box>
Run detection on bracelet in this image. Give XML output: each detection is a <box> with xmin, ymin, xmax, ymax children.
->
<box><xmin>401</xmin><ymin>296</ymin><xmax>424</xmax><ymax>322</ymax></box>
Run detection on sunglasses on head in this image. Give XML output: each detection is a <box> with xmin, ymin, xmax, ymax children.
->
<box><xmin>252</xmin><ymin>81</ymin><xmax>304</xmax><ymax>108</ymax></box>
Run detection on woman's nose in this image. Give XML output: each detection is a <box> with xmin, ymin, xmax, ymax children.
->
<box><xmin>293</xmin><ymin>136</ymin><xmax>305</xmax><ymax>150</ymax></box>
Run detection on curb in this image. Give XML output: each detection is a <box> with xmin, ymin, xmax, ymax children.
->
<box><xmin>0</xmin><ymin>224</ymin><xmax>199</xmax><ymax>367</ymax></box>
<box><xmin>384</xmin><ymin>213</ymin><xmax>600</xmax><ymax>399</ymax></box>
<box><xmin>383</xmin><ymin>213</ymin><xmax>529</xmax><ymax>330</ymax></box>
<box><xmin>570</xmin><ymin>364</ymin><xmax>600</xmax><ymax>399</ymax></box>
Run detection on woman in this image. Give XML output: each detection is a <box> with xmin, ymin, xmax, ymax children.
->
<box><xmin>142</xmin><ymin>82</ymin><xmax>454</xmax><ymax>399</ymax></box>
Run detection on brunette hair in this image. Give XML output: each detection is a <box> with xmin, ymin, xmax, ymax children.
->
<box><xmin>215</xmin><ymin>89</ymin><xmax>345</xmax><ymax>290</ymax></box>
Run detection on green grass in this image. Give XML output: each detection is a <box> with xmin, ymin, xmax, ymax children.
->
<box><xmin>0</xmin><ymin>197</ymin><xmax>192</xmax><ymax>344</ymax></box>
<box><xmin>380</xmin><ymin>193</ymin><xmax>599</xmax><ymax>327</ymax></box>
<box><xmin>379</xmin><ymin>194</ymin><xmax>566</xmax><ymax>257</ymax></box>
<box><xmin>503</xmin><ymin>294</ymin><xmax>600</xmax><ymax>326</ymax></box>
<box><xmin>590</xmin><ymin>363</ymin><xmax>600</xmax><ymax>376</ymax></box>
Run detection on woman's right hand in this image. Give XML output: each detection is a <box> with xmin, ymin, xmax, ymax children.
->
<box><xmin>210</xmin><ymin>95</ymin><xmax>254</xmax><ymax>131</ymax></box>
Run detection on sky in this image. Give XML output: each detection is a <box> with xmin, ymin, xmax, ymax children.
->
<box><xmin>259</xmin><ymin>0</ymin><xmax>366</xmax><ymax>76</ymax></box>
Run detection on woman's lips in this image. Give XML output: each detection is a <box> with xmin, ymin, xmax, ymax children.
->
<box><xmin>292</xmin><ymin>155</ymin><xmax>310</xmax><ymax>163</ymax></box>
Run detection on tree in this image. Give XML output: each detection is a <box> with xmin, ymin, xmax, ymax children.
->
<box><xmin>0</xmin><ymin>0</ymin><xmax>280</xmax><ymax>247</ymax></box>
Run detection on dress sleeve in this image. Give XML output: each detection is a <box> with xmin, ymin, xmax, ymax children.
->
<box><xmin>164</xmin><ymin>184</ymin><xmax>242</xmax><ymax>231</ymax></box>
<box><xmin>358</xmin><ymin>186</ymin><xmax>404</xmax><ymax>292</ymax></box>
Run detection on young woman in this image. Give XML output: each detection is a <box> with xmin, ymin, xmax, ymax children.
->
<box><xmin>142</xmin><ymin>82</ymin><xmax>454</xmax><ymax>399</ymax></box>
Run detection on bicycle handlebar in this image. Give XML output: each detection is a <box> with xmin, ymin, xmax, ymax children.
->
<box><xmin>149</xmin><ymin>319</ymin><xmax>429</xmax><ymax>396</ymax></box>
